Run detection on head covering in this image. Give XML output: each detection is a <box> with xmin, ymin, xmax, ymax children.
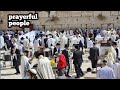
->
<box><xmin>56</xmin><ymin>43</ymin><xmax>60</xmax><ymax>46</ymax></box>
<box><xmin>30</xmin><ymin>69</ymin><xmax>37</xmax><ymax>74</ymax></box>
<box><xmin>74</xmin><ymin>45</ymin><xmax>79</xmax><ymax>50</ymax></box>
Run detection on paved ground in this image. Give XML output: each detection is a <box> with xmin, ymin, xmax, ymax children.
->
<box><xmin>0</xmin><ymin>49</ymin><xmax>97</xmax><ymax>79</ymax></box>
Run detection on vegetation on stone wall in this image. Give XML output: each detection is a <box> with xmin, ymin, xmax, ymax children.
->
<box><xmin>97</xmin><ymin>14</ymin><xmax>106</xmax><ymax>21</ymax></box>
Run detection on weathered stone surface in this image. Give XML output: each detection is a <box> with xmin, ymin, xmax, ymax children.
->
<box><xmin>0</xmin><ymin>11</ymin><xmax>120</xmax><ymax>30</ymax></box>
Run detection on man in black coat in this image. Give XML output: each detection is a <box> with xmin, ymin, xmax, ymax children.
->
<box><xmin>11</xmin><ymin>45</ymin><xmax>21</xmax><ymax>75</ymax></box>
<box><xmin>89</xmin><ymin>42</ymin><xmax>99</xmax><ymax>71</ymax></box>
<box><xmin>44</xmin><ymin>35</ymin><xmax>48</xmax><ymax>48</ymax></box>
<box><xmin>62</xmin><ymin>44</ymin><xmax>71</xmax><ymax>77</ymax></box>
<box><xmin>53</xmin><ymin>43</ymin><xmax>60</xmax><ymax>55</ymax></box>
<box><xmin>72</xmin><ymin>45</ymin><xmax>84</xmax><ymax>78</ymax></box>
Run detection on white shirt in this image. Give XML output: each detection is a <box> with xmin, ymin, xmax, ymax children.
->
<box><xmin>96</xmin><ymin>66</ymin><xmax>115</xmax><ymax>79</ymax></box>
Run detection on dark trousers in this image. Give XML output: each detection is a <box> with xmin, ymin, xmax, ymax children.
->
<box><xmin>65</xmin><ymin>62</ymin><xmax>70</xmax><ymax>76</ymax></box>
<box><xmin>13</xmin><ymin>57</ymin><xmax>20</xmax><ymax>73</ymax></box>
<box><xmin>74</xmin><ymin>63</ymin><xmax>84</xmax><ymax>77</ymax></box>
<box><xmin>91</xmin><ymin>60</ymin><xmax>97</xmax><ymax>68</ymax></box>
<box><xmin>15</xmin><ymin>65</ymin><xmax>20</xmax><ymax>73</ymax></box>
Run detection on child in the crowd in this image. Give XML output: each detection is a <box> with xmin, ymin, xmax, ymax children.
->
<box><xmin>57</xmin><ymin>69</ymin><xmax>66</xmax><ymax>79</ymax></box>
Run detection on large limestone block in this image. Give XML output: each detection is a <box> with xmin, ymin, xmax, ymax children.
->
<box><xmin>81</xmin><ymin>11</ymin><xmax>94</xmax><ymax>16</ymax></box>
<box><xmin>38</xmin><ymin>11</ymin><xmax>48</xmax><ymax>17</ymax></box>
<box><xmin>111</xmin><ymin>11</ymin><xmax>119</xmax><ymax>16</ymax></box>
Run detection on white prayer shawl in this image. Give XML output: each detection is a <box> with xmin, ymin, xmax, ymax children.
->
<box><xmin>54</xmin><ymin>35</ymin><xmax>60</xmax><ymax>44</ymax></box>
<box><xmin>117</xmin><ymin>48</ymin><xmax>120</xmax><ymax>59</ymax></box>
<box><xmin>51</xmin><ymin>46</ymin><xmax>54</xmax><ymax>56</ymax></box>
<box><xmin>76</xmin><ymin>37</ymin><xmax>81</xmax><ymax>44</ymax></box>
<box><xmin>34</xmin><ymin>39</ymin><xmax>40</xmax><ymax>52</ymax></box>
<box><xmin>116</xmin><ymin>39</ymin><xmax>120</xmax><ymax>48</ymax></box>
<box><xmin>107</xmin><ymin>31</ymin><xmax>111</xmax><ymax>38</ymax></box>
<box><xmin>95</xmin><ymin>34</ymin><xmax>103</xmax><ymax>43</ymax></box>
<box><xmin>111</xmin><ymin>34</ymin><xmax>117</xmax><ymax>42</ymax></box>
<box><xmin>90</xmin><ymin>29</ymin><xmax>94</xmax><ymax>34</ymax></box>
<box><xmin>69</xmin><ymin>36</ymin><xmax>74</xmax><ymax>47</ymax></box>
<box><xmin>21</xmin><ymin>55</ymin><xmax>31</xmax><ymax>79</ymax></box>
<box><xmin>70</xmin><ymin>30</ymin><xmax>73</xmax><ymax>35</ymax></box>
<box><xmin>37</xmin><ymin>57</ymin><xmax>55</xmax><ymax>79</ymax></box>
<box><xmin>13</xmin><ymin>43</ymin><xmax>18</xmax><ymax>49</ymax></box>
<box><xmin>60</xmin><ymin>35</ymin><xmax>68</xmax><ymax>50</ymax></box>
<box><xmin>87</xmin><ymin>38</ymin><xmax>93</xmax><ymax>49</ymax></box>
<box><xmin>0</xmin><ymin>36</ymin><xmax>5</xmax><ymax>48</ymax></box>
<box><xmin>23</xmin><ymin>39</ymin><xmax>29</xmax><ymax>50</ymax></box>
<box><xmin>111</xmin><ymin>46</ymin><xmax>117</xmax><ymax>60</ymax></box>
<box><xmin>113</xmin><ymin>30</ymin><xmax>116</xmax><ymax>35</ymax></box>
<box><xmin>103</xmin><ymin>30</ymin><xmax>107</xmax><ymax>36</ymax></box>
<box><xmin>29</xmin><ymin>41</ymin><xmax>34</xmax><ymax>48</ymax></box>
<box><xmin>105</xmin><ymin>47</ymin><xmax>116</xmax><ymax>63</ymax></box>
<box><xmin>105</xmin><ymin>51</ymin><xmax>113</xmax><ymax>67</ymax></box>
<box><xmin>53</xmin><ymin>31</ymin><xmax>57</xmax><ymax>35</ymax></box>
<box><xmin>95</xmin><ymin>43</ymin><xmax>101</xmax><ymax>56</ymax></box>
<box><xmin>48</xmin><ymin>38</ymin><xmax>56</xmax><ymax>47</ymax></box>
<box><xmin>46</xmin><ymin>30</ymin><xmax>50</xmax><ymax>35</ymax></box>
<box><xmin>112</xmin><ymin>63</ymin><xmax>120</xmax><ymax>79</ymax></box>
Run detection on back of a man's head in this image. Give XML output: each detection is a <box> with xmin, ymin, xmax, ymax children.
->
<box><xmin>102</xmin><ymin>60</ymin><xmax>107</xmax><ymax>66</ymax></box>
<box><xmin>87</xmin><ymin>68</ymin><xmax>92</xmax><ymax>72</ymax></box>
<box><xmin>65</xmin><ymin>44</ymin><xmax>68</xmax><ymax>49</ymax></box>
<box><xmin>74</xmin><ymin>45</ymin><xmax>79</xmax><ymax>50</ymax></box>
<box><xmin>93</xmin><ymin>42</ymin><xmax>96</xmax><ymax>46</ymax></box>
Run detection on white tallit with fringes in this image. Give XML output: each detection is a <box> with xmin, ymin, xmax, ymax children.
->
<box><xmin>37</xmin><ymin>56</ymin><xmax>55</xmax><ymax>79</ymax></box>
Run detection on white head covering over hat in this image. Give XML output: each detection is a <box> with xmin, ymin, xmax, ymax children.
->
<box><xmin>30</xmin><ymin>69</ymin><xmax>37</xmax><ymax>74</ymax></box>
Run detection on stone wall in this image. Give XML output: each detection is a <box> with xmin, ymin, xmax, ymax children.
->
<box><xmin>38</xmin><ymin>11</ymin><xmax>120</xmax><ymax>30</ymax></box>
<box><xmin>0</xmin><ymin>11</ymin><xmax>120</xmax><ymax>30</ymax></box>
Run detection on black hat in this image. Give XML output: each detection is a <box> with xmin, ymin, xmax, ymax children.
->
<box><xmin>56</xmin><ymin>43</ymin><xmax>60</xmax><ymax>46</ymax></box>
<box><xmin>113</xmin><ymin>42</ymin><xmax>117</xmax><ymax>46</ymax></box>
<box><xmin>65</xmin><ymin>44</ymin><xmax>69</xmax><ymax>48</ymax></box>
<box><xmin>102</xmin><ymin>60</ymin><xmax>107</xmax><ymax>64</ymax></box>
<box><xmin>93</xmin><ymin>42</ymin><xmax>96</xmax><ymax>45</ymax></box>
<box><xmin>21</xmin><ymin>37</ymin><xmax>24</xmax><ymax>40</ymax></box>
<box><xmin>11</xmin><ymin>45</ymin><xmax>15</xmax><ymax>49</ymax></box>
<box><xmin>74</xmin><ymin>45</ymin><xmax>79</xmax><ymax>49</ymax></box>
<box><xmin>24</xmin><ymin>50</ymin><xmax>29</xmax><ymax>54</ymax></box>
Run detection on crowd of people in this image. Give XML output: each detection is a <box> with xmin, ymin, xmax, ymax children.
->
<box><xmin>0</xmin><ymin>27</ymin><xmax>120</xmax><ymax>79</ymax></box>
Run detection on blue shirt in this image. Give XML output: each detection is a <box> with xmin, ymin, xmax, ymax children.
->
<box><xmin>97</xmin><ymin>66</ymin><xmax>115</xmax><ymax>79</ymax></box>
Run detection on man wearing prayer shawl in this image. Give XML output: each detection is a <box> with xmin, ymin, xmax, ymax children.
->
<box><xmin>20</xmin><ymin>50</ymin><xmax>31</xmax><ymax>79</ymax></box>
<box><xmin>47</xmin><ymin>36</ymin><xmax>56</xmax><ymax>48</ymax></box>
<box><xmin>60</xmin><ymin>34</ymin><xmax>68</xmax><ymax>51</ymax></box>
<box><xmin>87</xmin><ymin>38</ymin><xmax>93</xmax><ymax>49</ymax></box>
<box><xmin>0</xmin><ymin>33</ymin><xmax>5</xmax><ymax>49</ymax></box>
<box><xmin>36</xmin><ymin>55</ymin><xmax>55</xmax><ymax>79</ymax></box>
<box><xmin>112</xmin><ymin>62</ymin><xmax>120</xmax><ymax>79</ymax></box>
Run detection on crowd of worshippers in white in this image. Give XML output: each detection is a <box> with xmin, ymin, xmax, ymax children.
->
<box><xmin>1</xmin><ymin>28</ymin><xmax>120</xmax><ymax>79</ymax></box>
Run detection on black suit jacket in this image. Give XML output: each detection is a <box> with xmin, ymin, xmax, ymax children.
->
<box><xmin>89</xmin><ymin>47</ymin><xmax>99</xmax><ymax>61</ymax></box>
<box><xmin>62</xmin><ymin>49</ymin><xmax>69</xmax><ymax>63</ymax></box>
<box><xmin>72</xmin><ymin>50</ymin><xmax>83</xmax><ymax>65</ymax></box>
<box><xmin>53</xmin><ymin>47</ymin><xmax>60</xmax><ymax>55</ymax></box>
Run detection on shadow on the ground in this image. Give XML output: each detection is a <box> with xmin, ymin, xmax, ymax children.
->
<box><xmin>1</xmin><ymin>73</ymin><xmax>15</xmax><ymax>76</ymax></box>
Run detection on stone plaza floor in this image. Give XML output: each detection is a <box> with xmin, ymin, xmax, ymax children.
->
<box><xmin>0</xmin><ymin>49</ymin><xmax>97</xmax><ymax>79</ymax></box>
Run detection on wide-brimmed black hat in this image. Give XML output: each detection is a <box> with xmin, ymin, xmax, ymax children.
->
<box><xmin>56</xmin><ymin>43</ymin><xmax>60</xmax><ymax>45</ymax></box>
